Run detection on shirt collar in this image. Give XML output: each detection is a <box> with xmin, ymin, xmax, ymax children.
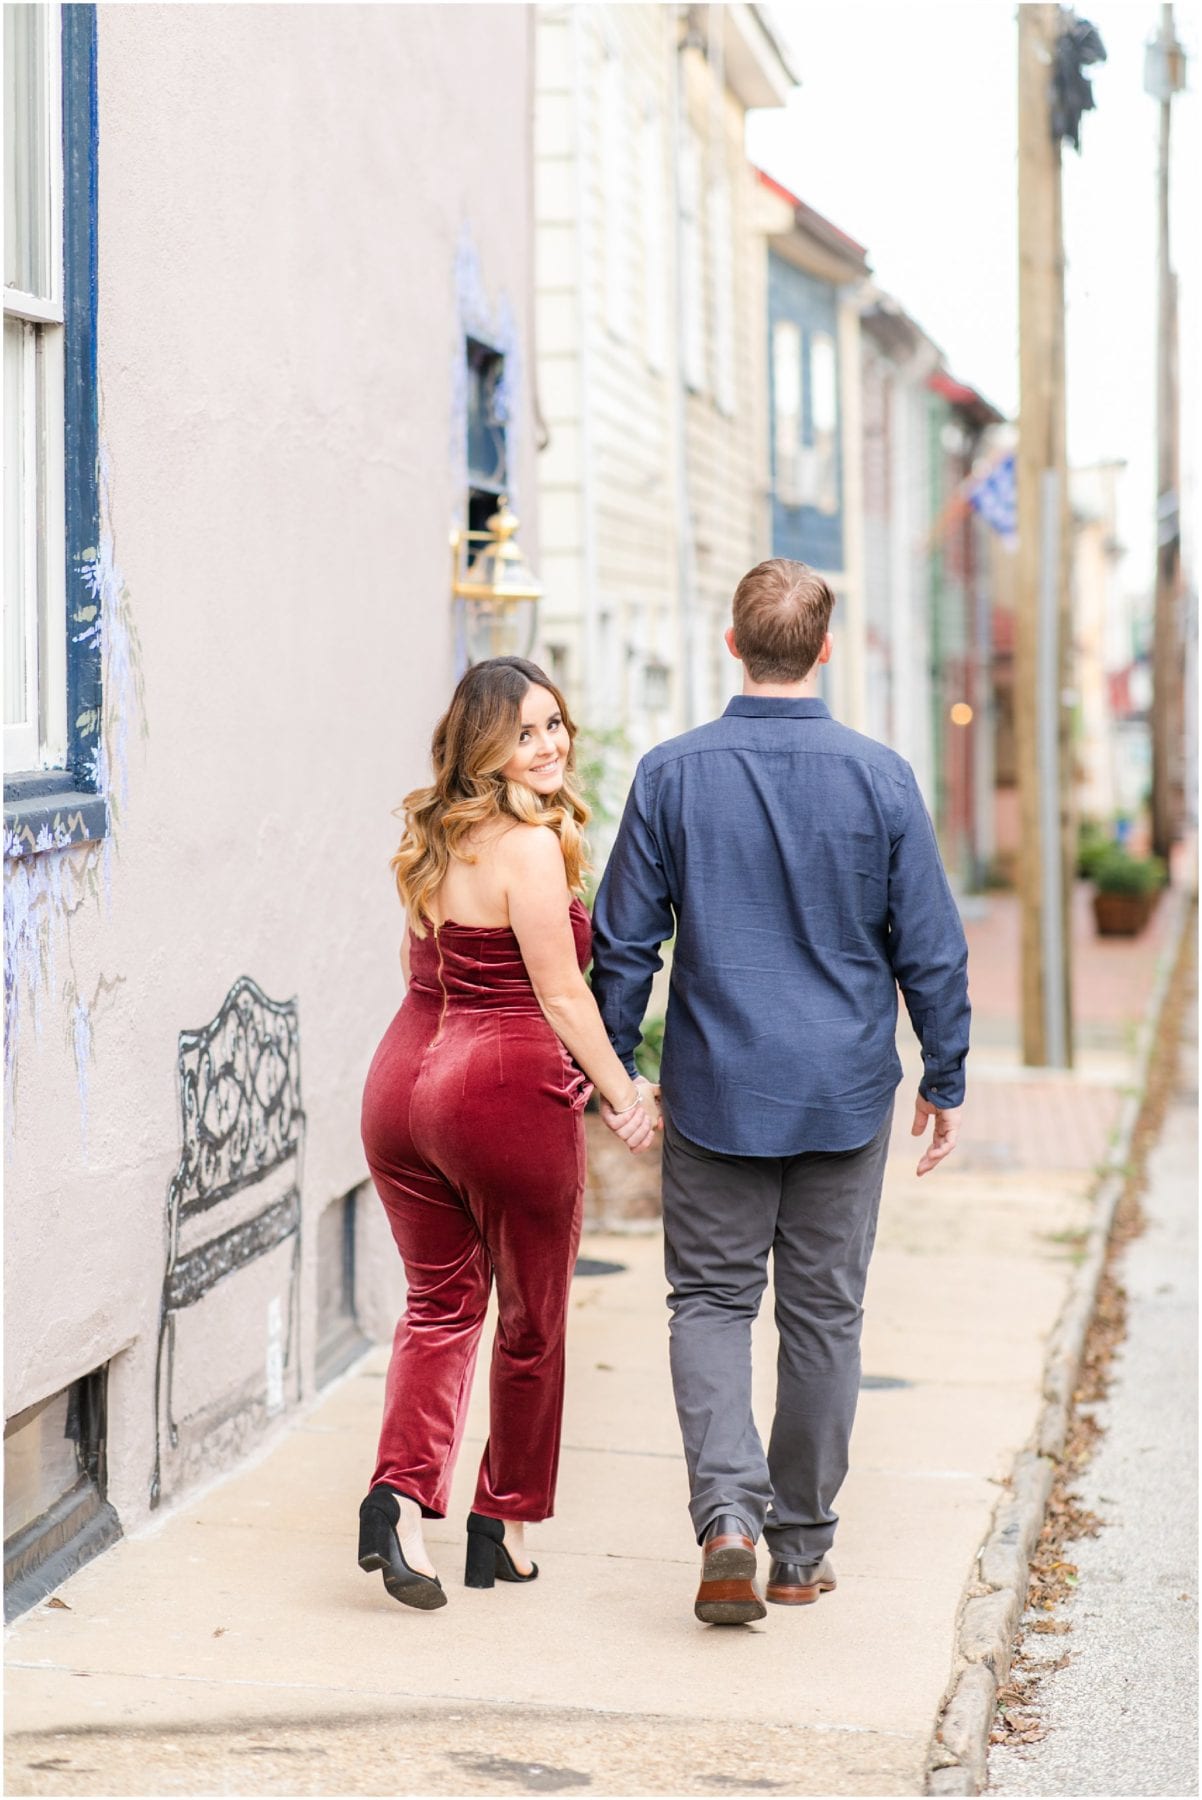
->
<box><xmin>723</xmin><ymin>696</ymin><xmax>831</xmax><ymax>720</ymax></box>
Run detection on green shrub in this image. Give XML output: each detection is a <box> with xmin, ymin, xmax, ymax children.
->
<box><xmin>1076</xmin><ymin>818</ymin><xmax>1112</xmax><ymax>880</ymax></box>
<box><xmin>635</xmin><ymin>1015</ymin><xmax>665</xmax><ymax>1082</ymax></box>
<box><xmin>1090</xmin><ymin>846</ymin><xmax>1166</xmax><ymax>897</ymax></box>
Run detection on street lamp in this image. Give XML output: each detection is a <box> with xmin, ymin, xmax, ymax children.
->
<box><xmin>451</xmin><ymin>497</ymin><xmax>542</xmax><ymax>664</ymax></box>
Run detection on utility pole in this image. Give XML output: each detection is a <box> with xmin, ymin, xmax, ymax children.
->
<box><xmin>1016</xmin><ymin>4</ymin><xmax>1073</xmax><ymax>1068</ymax></box>
<box><xmin>1147</xmin><ymin>6</ymin><xmax>1186</xmax><ymax>864</ymax></box>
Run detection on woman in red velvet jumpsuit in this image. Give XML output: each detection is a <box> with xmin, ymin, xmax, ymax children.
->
<box><xmin>358</xmin><ymin>657</ymin><xmax>659</xmax><ymax>1610</ymax></box>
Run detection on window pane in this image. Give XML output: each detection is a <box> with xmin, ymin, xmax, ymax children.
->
<box><xmin>4</xmin><ymin>317</ymin><xmax>31</xmax><ymax>726</ymax></box>
<box><xmin>809</xmin><ymin>333</ymin><xmax>839</xmax><ymax>515</ymax></box>
<box><xmin>316</xmin><ymin>1191</ymin><xmax>355</xmax><ymax>1349</ymax></box>
<box><xmin>810</xmin><ymin>332</ymin><xmax>838</xmax><ymax>435</ymax></box>
<box><xmin>4</xmin><ymin>3</ymin><xmax>50</xmax><ymax>296</ymax></box>
<box><xmin>466</xmin><ymin>342</ymin><xmax>506</xmax><ymax>493</ymax></box>
<box><xmin>773</xmin><ymin>319</ymin><xmax>801</xmax><ymax>473</ymax></box>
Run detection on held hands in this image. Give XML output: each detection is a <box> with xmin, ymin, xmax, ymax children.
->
<box><xmin>911</xmin><ymin>1090</ymin><xmax>961</xmax><ymax>1177</ymax></box>
<box><xmin>600</xmin><ymin>1078</ymin><xmax>663</xmax><ymax>1154</ymax></box>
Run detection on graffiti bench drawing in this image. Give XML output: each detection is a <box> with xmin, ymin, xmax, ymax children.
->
<box><xmin>152</xmin><ymin>976</ymin><xmax>304</xmax><ymax>1507</ymax></box>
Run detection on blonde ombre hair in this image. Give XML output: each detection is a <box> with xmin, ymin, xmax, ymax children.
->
<box><xmin>392</xmin><ymin>657</ymin><xmax>590</xmax><ymax>937</ymax></box>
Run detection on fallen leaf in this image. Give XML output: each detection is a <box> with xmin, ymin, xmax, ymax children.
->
<box><xmin>46</xmin><ymin>1598</ymin><xmax>71</xmax><ymax>1611</ymax></box>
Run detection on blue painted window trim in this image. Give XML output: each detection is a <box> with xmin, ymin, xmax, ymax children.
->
<box><xmin>766</xmin><ymin>253</ymin><xmax>845</xmax><ymax>575</ymax></box>
<box><xmin>4</xmin><ymin>5</ymin><xmax>105</xmax><ymax>859</ymax></box>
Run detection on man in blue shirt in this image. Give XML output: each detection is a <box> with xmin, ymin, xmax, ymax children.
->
<box><xmin>591</xmin><ymin>558</ymin><xmax>969</xmax><ymax>1625</ymax></box>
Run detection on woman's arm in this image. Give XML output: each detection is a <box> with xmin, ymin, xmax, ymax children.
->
<box><xmin>502</xmin><ymin>826</ymin><xmax>655</xmax><ymax>1136</ymax></box>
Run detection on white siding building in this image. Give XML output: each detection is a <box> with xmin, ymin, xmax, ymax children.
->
<box><xmin>534</xmin><ymin>3</ymin><xmax>795</xmax><ymax>813</ymax></box>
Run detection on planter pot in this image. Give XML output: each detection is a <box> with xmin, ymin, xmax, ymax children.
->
<box><xmin>1093</xmin><ymin>890</ymin><xmax>1152</xmax><ymax>936</ymax></box>
<box><xmin>583</xmin><ymin>1114</ymin><xmax>663</xmax><ymax>1226</ymax></box>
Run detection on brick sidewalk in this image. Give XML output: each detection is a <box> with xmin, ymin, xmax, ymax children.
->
<box><xmin>887</xmin><ymin>1073</ymin><xmax>1124</xmax><ymax>1175</ymax></box>
<box><xmin>964</xmin><ymin>880</ymin><xmax>1181</xmax><ymax>1050</ymax></box>
<box><xmin>931</xmin><ymin>878</ymin><xmax>1185</xmax><ymax>1177</ymax></box>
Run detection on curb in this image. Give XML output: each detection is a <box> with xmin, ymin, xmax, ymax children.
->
<box><xmin>924</xmin><ymin>884</ymin><xmax>1194</xmax><ymax>1797</ymax></box>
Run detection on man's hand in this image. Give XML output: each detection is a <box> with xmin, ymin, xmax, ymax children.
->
<box><xmin>635</xmin><ymin>1077</ymin><xmax>663</xmax><ymax>1133</ymax></box>
<box><xmin>911</xmin><ymin>1091</ymin><xmax>961</xmax><ymax>1177</ymax></box>
<box><xmin>600</xmin><ymin>1078</ymin><xmax>663</xmax><ymax>1154</ymax></box>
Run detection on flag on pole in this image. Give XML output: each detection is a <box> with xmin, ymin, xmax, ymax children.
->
<box><xmin>968</xmin><ymin>454</ymin><xmax>1017</xmax><ymax>547</ymax></box>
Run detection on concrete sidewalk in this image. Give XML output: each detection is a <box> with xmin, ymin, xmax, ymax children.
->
<box><xmin>989</xmin><ymin>962</ymin><xmax>1198</xmax><ymax>1797</ymax></box>
<box><xmin>4</xmin><ymin>886</ymin><xmax>1188</xmax><ymax>1798</ymax></box>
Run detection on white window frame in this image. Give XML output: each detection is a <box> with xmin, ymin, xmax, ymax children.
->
<box><xmin>640</xmin><ymin>103</ymin><xmax>666</xmax><ymax>374</ymax></box>
<box><xmin>708</xmin><ymin>172</ymin><xmax>735</xmax><ymax>416</ymax></box>
<box><xmin>4</xmin><ymin>0</ymin><xmax>68</xmax><ymax>777</ymax></box>
<box><xmin>680</xmin><ymin>125</ymin><xmax>706</xmax><ymax>394</ymax></box>
<box><xmin>600</xmin><ymin>52</ymin><xmax>629</xmax><ymax>342</ymax></box>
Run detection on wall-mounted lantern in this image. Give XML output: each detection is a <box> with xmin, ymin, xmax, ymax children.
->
<box><xmin>451</xmin><ymin>496</ymin><xmax>541</xmax><ymax>665</ymax></box>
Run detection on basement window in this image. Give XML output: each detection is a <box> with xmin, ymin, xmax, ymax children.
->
<box><xmin>4</xmin><ymin>1366</ymin><xmax>120</xmax><ymax>1621</ymax></box>
<box><xmin>316</xmin><ymin>1187</ymin><xmax>369</xmax><ymax>1389</ymax></box>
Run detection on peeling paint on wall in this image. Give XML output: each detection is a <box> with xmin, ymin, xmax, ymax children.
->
<box><xmin>3</xmin><ymin>452</ymin><xmax>147</xmax><ymax>1148</ymax></box>
<box><xmin>70</xmin><ymin>996</ymin><xmax>94</xmax><ymax>1154</ymax></box>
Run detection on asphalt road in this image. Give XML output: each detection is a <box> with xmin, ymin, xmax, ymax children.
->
<box><xmin>989</xmin><ymin>987</ymin><xmax>1199</xmax><ymax>1798</ymax></box>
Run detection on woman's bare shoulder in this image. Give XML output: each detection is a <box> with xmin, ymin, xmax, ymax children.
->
<box><xmin>496</xmin><ymin>821</ymin><xmax>565</xmax><ymax>874</ymax></box>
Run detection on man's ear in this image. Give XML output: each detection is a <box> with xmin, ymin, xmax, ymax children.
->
<box><xmin>724</xmin><ymin>625</ymin><xmax>741</xmax><ymax>662</ymax></box>
<box><xmin>817</xmin><ymin>632</ymin><xmax>833</xmax><ymax>666</ymax></box>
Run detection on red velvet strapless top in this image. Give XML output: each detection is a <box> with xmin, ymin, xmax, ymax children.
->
<box><xmin>408</xmin><ymin>896</ymin><xmax>592</xmax><ymax>1014</ymax></box>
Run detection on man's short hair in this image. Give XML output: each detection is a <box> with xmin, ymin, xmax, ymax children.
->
<box><xmin>731</xmin><ymin>559</ymin><xmax>835</xmax><ymax>683</ymax></box>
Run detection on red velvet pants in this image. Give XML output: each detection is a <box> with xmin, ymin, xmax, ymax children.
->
<box><xmin>360</xmin><ymin>911</ymin><xmax>591</xmax><ymax>1521</ymax></box>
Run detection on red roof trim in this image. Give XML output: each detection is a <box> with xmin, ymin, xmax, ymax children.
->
<box><xmin>927</xmin><ymin>371</ymin><xmax>979</xmax><ymax>407</ymax></box>
<box><xmin>755</xmin><ymin>168</ymin><xmax>870</xmax><ymax>262</ymax></box>
<box><xmin>927</xmin><ymin>368</ymin><xmax>1005</xmax><ymax>424</ymax></box>
<box><xmin>758</xmin><ymin>168</ymin><xmax>803</xmax><ymax>209</ymax></box>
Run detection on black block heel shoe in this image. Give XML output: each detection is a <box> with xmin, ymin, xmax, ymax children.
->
<box><xmin>464</xmin><ymin>1511</ymin><xmax>539</xmax><ymax>1588</ymax></box>
<box><xmin>358</xmin><ymin>1486</ymin><xmax>446</xmax><ymax>1610</ymax></box>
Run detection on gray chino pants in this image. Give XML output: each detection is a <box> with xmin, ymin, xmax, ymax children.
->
<box><xmin>660</xmin><ymin>1106</ymin><xmax>893</xmax><ymax>1565</ymax></box>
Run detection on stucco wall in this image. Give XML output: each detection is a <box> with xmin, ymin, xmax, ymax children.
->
<box><xmin>5</xmin><ymin>3</ymin><xmax>536</xmax><ymax>1532</ymax></box>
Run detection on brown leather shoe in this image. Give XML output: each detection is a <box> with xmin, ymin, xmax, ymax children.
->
<box><xmin>694</xmin><ymin>1513</ymin><xmax>766</xmax><ymax>1626</ymax></box>
<box><xmin>765</xmin><ymin>1555</ymin><xmax>837</xmax><ymax>1605</ymax></box>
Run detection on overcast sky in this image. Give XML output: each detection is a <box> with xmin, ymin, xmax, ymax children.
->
<box><xmin>747</xmin><ymin>1</ymin><xmax>1200</xmax><ymax>600</ymax></box>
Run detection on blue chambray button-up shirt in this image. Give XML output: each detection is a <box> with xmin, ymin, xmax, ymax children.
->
<box><xmin>590</xmin><ymin>696</ymin><xmax>970</xmax><ymax>1157</ymax></box>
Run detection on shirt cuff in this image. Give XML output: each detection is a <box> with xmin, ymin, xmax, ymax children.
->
<box><xmin>919</xmin><ymin>1071</ymin><xmax>965</xmax><ymax>1108</ymax></box>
